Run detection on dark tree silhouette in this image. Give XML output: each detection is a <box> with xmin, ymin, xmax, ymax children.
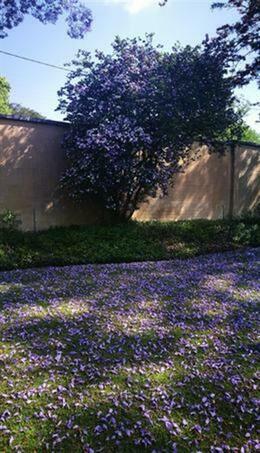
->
<box><xmin>10</xmin><ymin>103</ymin><xmax>45</xmax><ymax>120</ymax></box>
<box><xmin>209</xmin><ymin>0</ymin><xmax>260</xmax><ymax>86</ymax></box>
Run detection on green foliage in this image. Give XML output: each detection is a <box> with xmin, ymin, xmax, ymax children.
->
<box><xmin>224</xmin><ymin>123</ymin><xmax>260</xmax><ymax>145</ymax></box>
<box><xmin>219</xmin><ymin>121</ymin><xmax>260</xmax><ymax>145</ymax></box>
<box><xmin>232</xmin><ymin>222</ymin><xmax>259</xmax><ymax>245</ymax></box>
<box><xmin>0</xmin><ymin>209</ymin><xmax>21</xmax><ymax>231</ymax></box>
<box><xmin>0</xmin><ymin>76</ymin><xmax>11</xmax><ymax>115</ymax></box>
<box><xmin>0</xmin><ymin>75</ymin><xmax>44</xmax><ymax>119</ymax></box>
<box><xmin>217</xmin><ymin>97</ymin><xmax>260</xmax><ymax>143</ymax></box>
<box><xmin>0</xmin><ymin>219</ymin><xmax>258</xmax><ymax>270</ymax></box>
<box><xmin>241</xmin><ymin>126</ymin><xmax>260</xmax><ymax>144</ymax></box>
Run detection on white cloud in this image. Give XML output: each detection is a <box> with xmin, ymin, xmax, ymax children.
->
<box><xmin>107</xmin><ymin>0</ymin><xmax>155</xmax><ymax>14</ymax></box>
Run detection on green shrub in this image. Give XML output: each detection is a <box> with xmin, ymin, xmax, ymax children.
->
<box><xmin>0</xmin><ymin>209</ymin><xmax>21</xmax><ymax>231</ymax></box>
<box><xmin>0</xmin><ymin>219</ymin><xmax>258</xmax><ymax>271</ymax></box>
<box><xmin>232</xmin><ymin>222</ymin><xmax>259</xmax><ymax>245</ymax></box>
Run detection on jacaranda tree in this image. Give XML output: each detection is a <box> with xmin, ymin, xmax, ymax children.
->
<box><xmin>58</xmin><ymin>36</ymin><xmax>241</xmax><ymax>221</ymax></box>
<box><xmin>0</xmin><ymin>0</ymin><xmax>92</xmax><ymax>39</ymax></box>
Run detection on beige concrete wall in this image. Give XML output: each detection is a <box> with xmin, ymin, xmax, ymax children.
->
<box><xmin>0</xmin><ymin>117</ymin><xmax>259</xmax><ymax>230</ymax></box>
<box><xmin>233</xmin><ymin>144</ymin><xmax>260</xmax><ymax>216</ymax></box>
<box><xmin>0</xmin><ymin>118</ymin><xmax>102</xmax><ymax>230</ymax></box>
<box><xmin>134</xmin><ymin>146</ymin><xmax>232</xmax><ymax>221</ymax></box>
<box><xmin>135</xmin><ymin>144</ymin><xmax>259</xmax><ymax>221</ymax></box>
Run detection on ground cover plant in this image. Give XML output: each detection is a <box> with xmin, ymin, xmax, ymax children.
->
<box><xmin>0</xmin><ymin>218</ymin><xmax>259</xmax><ymax>271</ymax></box>
<box><xmin>0</xmin><ymin>248</ymin><xmax>259</xmax><ymax>451</ymax></box>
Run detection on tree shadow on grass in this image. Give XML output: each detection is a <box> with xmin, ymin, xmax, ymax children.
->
<box><xmin>0</xmin><ymin>248</ymin><xmax>259</xmax><ymax>450</ymax></box>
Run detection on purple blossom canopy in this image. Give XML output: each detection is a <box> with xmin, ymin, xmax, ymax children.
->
<box><xmin>58</xmin><ymin>36</ymin><xmax>241</xmax><ymax>219</ymax></box>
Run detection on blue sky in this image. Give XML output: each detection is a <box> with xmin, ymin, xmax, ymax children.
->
<box><xmin>0</xmin><ymin>0</ymin><xmax>259</xmax><ymax>131</ymax></box>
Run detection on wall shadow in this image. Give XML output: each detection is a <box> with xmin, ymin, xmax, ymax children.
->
<box><xmin>134</xmin><ymin>145</ymin><xmax>230</xmax><ymax>221</ymax></box>
<box><xmin>234</xmin><ymin>145</ymin><xmax>260</xmax><ymax>215</ymax></box>
<box><xmin>0</xmin><ymin>119</ymin><xmax>103</xmax><ymax>231</ymax></box>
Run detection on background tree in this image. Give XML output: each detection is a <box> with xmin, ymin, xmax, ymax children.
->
<box><xmin>220</xmin><ymin>121</ymin><xmax>260</xmax><ymax>143</ymax></box>
<box><xmin>0</xmin><ymin>0</ymin><xmax>92</xmax><ymax>39</ymax></box>
<box><xmin>218</xmin><ymin>96</ymin><xmax>259</xmax><ymax>142</ymax></box>
<box><xmin>0</xmin><ymin>76</ymin><xmax>12</xmax><ymax>115</ymax></box>
<box><xmin>58</xmin><ymin>36</ymin><xmax>241</xmax><ymax>221</ymax></box>
<box><xmin>0</xmin><ymin>75</ymin><xmax>45</xmax><ymax>118</ymax></box>
<box><xmin>10</xmin><ymin>103</ymin><xmax>45</xmax><ymax>119</ymax></box>
<box><xmin>238</xmin><ymin>97</ymin><xmax>260</xmax><ymax>143</ymax></box>
<box><xmin>241</xmin><ymin>125</ymin><xmax>260</xmax><ymax>143</ymax></box>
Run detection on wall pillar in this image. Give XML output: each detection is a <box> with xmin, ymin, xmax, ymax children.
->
<box><xmin>228</xmin><ymin>142</ymin><xmax>236</xmax><ymax>219</ymax></box>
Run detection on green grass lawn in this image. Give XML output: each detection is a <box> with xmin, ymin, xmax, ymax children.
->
<box><xmin>0</xmin><ymin>218</ymin><xmax>259</xmax><ymax>270</ymax></box>
<box><xmin>0</xmin><ymin>248</ymin><xmax>259</xmax><ymax>451</ymax></box>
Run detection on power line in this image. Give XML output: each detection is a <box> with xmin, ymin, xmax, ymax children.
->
<box><xmin>1</xmin><ymin>49</ymin><xmax>260</xmax><ymax>117</ymax></box>
<box><xmin>0</xmin><ymin>49</ymin><xmax>72</xmax><ymax>74</ymax></box>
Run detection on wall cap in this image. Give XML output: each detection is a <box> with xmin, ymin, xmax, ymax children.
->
<box><xmin>0</xmin><ymin>114</ymin><xmax>69</xmax><ymax>127</ymax></box>
<box><xmin>236</xmin><ymin>140</ymin><xmax>260</xmax><ymax>149</ymax></box>
<box><xmin>212</xmin><ymin>139</ymin><xmax>260</xmax><ymax>150</ymax></box>
<box><xmin>0</xmin><ymin>114</ymin><xmax>259</xmax><ymax>149</ymax></box>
